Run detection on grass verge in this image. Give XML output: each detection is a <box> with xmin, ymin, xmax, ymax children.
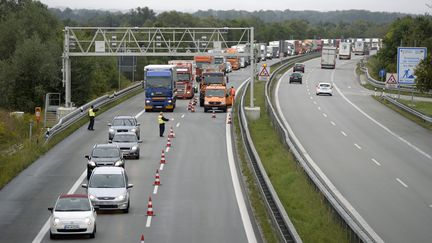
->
<box><xmin>397</xmin><ymin>99</ymin><xmax>432</xmax><ymax>116</ymax></box>
<box><xmin>232</xmin><ymin>98</ymin><xmax>279</xmax><ymax>242</ymax></box>
<box><xmin>372</xmin><ymin>96</ymin><xmax>432</xmax><ymax>131</ymax></box>
<box><xmin>0</xmin><ymin>89</ymin><xmax>143</xmax><ymax>189</ymax></box>
<box><xmin>245</xmin><ymin>80</ymin><xmax>349</xmax><ymax>242</ymax></box>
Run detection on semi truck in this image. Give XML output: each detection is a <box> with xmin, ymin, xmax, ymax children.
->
<box><xmin>203</xmin><ymin>85</ymin><xmax>233</xmax><ymax>113</ymax></box>
<box><xmin>338</xmin><ymin>42</ymin><xmax>352</xmax><ymax>60</ymax></box>
<box><xmin>259</xmin><ymin>43</ymin><xmax>267</xmax><ymax>61</ymax></box>
<box><xmin>168</xmin><ymin>60</ymin><xmax>194</xmax><ymax>99</ymax></box>
<box><xmin>194</xmin><ymin>55</ymin><xmax>213</xmax><ymax>81</ymax></box>
<box><xmin>226</xmin><ymin>48</ymin><xmax>240</xmax><ymax>70</ymax></box>
<box><xmin>321</xmin><ymin>46</ymin><xmax>337</xmax><ymax>69</ymax></box>
<box><xmin>353</xmin><ymin>41</ymin><xmax>366</xmax><ymax>55</ymax></box>
<box><xmin>144</xmin><ymin>65</ymin><xmax>177</xmax><ymax>112</ymax></box>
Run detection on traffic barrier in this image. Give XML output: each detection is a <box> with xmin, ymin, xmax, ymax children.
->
<box><xmin>140</xmin><ymin>234</ymin><xmax>145</xmax><ymax>243</ymax></box>
<box><xmin>154</xmin><ymin>169</ymin><xmax>161</xmax><ymax>186</ymax></box>
<box><xmin>169</xmin><ymin>127</ymin><xmax>175</xmax><ymax>138</ymax></box>
<box><xmin>146</xmin><ymin>197</ymin><xmax>154</xmax><ymax>216</ymax></box>
<box><xmin>166</xmin><ymin>137</ymin><xmax>172</xmax><ymax>148</ymax></box>
<box><xmin>212</xmin><ymin>110</ymin><xmax>216</xmax><ymax>118</ymax></box>
<box><xmin>191</xmin><ymin>106</ymin><xmax>195</xmax><ymax>112</ymax></box>
<box><xmin>160</xmin><ymin>150</ymin><xmax>166</xmax><ymax>164</ymax></box>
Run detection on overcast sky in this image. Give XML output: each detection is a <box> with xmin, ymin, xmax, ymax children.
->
<box><xmin>39</xmin><ymin>0</ymin><xmax>428</xmax><ymax>14</ymax></box>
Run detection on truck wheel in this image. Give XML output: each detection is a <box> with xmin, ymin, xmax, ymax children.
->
<box><xmin>200</xmin><ymin>101</ymin><xmax>204</xmax><ymax>107</ymax></box>
<box><xmin>204</xmin><ymin>108</ymin><xmax>208</xmax><ymax>113</ymax></box>
<box><xmin>145</xmin><ymin>109</ymin><xmax>151</xmax><ymax>112</ymax></box>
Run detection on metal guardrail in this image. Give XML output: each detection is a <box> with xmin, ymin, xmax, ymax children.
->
<box><xmin>263</xmin><ymin>53</ymin><xmax>380</xmax><ymax>243</ymax></box>
<box><xmin>44</xmin><ymin>81</ymin><xmax>143</xmax><ymax>143</ymax></box>
<box><xmin>238</xmin><ymin>62</ymin><xmax>303</xmax><ymax>243</ymax></box>
<box><xmin>381</xmin><ymin>95</ymin><xmax>432</xmax><ymax>123</ymax></box>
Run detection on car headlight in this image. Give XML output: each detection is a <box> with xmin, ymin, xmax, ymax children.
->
<box><xmin>146</xmin><ymin>100</ymin><xmax>151</xmax><ymax>104</ymax></box>
<box><xmin>186</xmin><ymin>91</ymin><xmax>191</xmax><ymax>94</ymax></box>
<box><xmin>109</xmin><ymin>128</ymin><xmax>114</xmax><ymax>133</ymax></box>
<box><xmin>131</xmin><ymin>146</ymin><xmax>138</xmax><ymax>151</ymax></box>
<box><xmin>89</xmin><ymin>194</ymin><xmax>96</xmax><ymax>201</ymax></box>
<box><xmin>168</xmin><ymin>100</ymin><xmax>172</xmax><ymax>103</ymax></box>
<box><xmin>131</xmin><ymin>128</ymin><xmax>136</xmax><ymax>133</ymax></box>
<box><xmin>53</xmin><ymin>217</ymin><xmax>60</xmax><ymax>226</ymax></box>
<box><xmin>115</xmin><ymin>160</ymin><xmax>123</xmax><ymax>166</ymax></box>
<box><xmin>84</xmin><ymin>217</ymin><xmax>91</xmax><ymax>225</ymax></box>
<box><xmin>116</xmin><ymin>194</ymin><xmax>126</xmax><ymax>201</ymax></box>
<box><xmin>88</xmin><ymin>161</ymin><xmax>96</xmax><ymax>167</ymax></box>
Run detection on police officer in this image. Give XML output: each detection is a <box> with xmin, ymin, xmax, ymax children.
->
<box><xmin>87</xmin><ymin>105</ymin><xmax>98</xmax><ymax>130</ymax></box>
<box><xmin>158</xmin><ymin>112</ymin><xmax>170</xmax><ymax>137</ymax></box>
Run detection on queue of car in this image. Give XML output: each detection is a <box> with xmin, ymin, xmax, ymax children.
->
<box><xmin>48</xmin><ymin>115</ymin><xmax>140</xmax><ymax>239</ymax></box>
<box><xmin>289</xmin><ymin>62</ymin><xmax>334</xmax><ymax>96</ymax></box>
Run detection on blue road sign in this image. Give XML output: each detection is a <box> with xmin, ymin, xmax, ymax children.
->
<box><xmin>397</xmin><ymin>47</ymin><xmax>427</xmax><ymax>85</ymax></box>
<box><xmin>379</xmin><ymin>69</ymin><xmax>386</xmax><ymax>78</ymax></box>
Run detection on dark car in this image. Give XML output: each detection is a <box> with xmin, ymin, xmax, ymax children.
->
<box><xmin>108</xmin><ymin>116</ymin><xmax>140</xmax><ymax>141</ymax></box>
<box><xmin>85</xmin><ymin>144</ymin><xmax>125</xmax><ymax>179</ymax></box>
<box><xmin>293</xmin><ymin>63</ymin><xmax>305</xmax><ymax>73</ymax></box>
<box><xmin>289</xmin><ymin>72</ymin><xmax>303</xmax><ymax>84</ymax></box>
<box><xmin>110</xmin><ymin>132</ymin><xmax>142</xmax><ymax>159</ymax></box>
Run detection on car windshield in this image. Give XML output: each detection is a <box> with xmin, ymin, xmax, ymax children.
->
<box><xmin>112</xmin><ymin>118</ymin><xmax>135</xmax><ymax>126</ymax></box>
<box><xmin>113</xmin><ymin>134</ymin><xmax>137</xmax><ymax>143</ymax></box>
<box><xmin>55</xmin><ymin>197</ymin><xmax>91</xmax><ymax>212</ymax></box>
<box><xmin>146</xmin><ymin>76</ymin><xmax>172</xmax><ymax>88</ymax></box>
<box><xmin>177</xmin><ymin>73</ymin><xmax>190</xmax><ymax>81</ymax></box>
<box><xmin>92</xmin><ymin>148</ymin><xmax>120</xmax><ymax>158</ymax></box>
<box><xmin>203</xmin><ymin>74</ymin><xmax>224</xmax><ymax>84</ymax></box>
<box><xmin>319</xmin><ymin>84</ymin><xmax>331</xmax><ymax>88</ymax></box>
<box><xmin>206</xmin><ymin>89</ymin><xmax>225</xmax><ymax>97</ymax></box>
<box><xmin>89</xmin><ymin>174</ymin><xmax>125</xmax><ymax>188</ymax></box>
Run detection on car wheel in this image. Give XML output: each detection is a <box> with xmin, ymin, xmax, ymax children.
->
<box><xmin>49</xmin><ymin>231</ymin><xmax>57</xmax><ymax>240</ymax></box>
<box><xmin>89</xmin><ymin>224</ymin><xmax>96</xmax><ymax>238</ymax></box>
<box><xmin>123</xmin><ymin>201</ymin><xmax>130</xmax><ymax>213</ymax></box>
<box><xmin>136</xmin><ymin>154</ymin><xmax>140</xmax><ymax>160</ymax></box>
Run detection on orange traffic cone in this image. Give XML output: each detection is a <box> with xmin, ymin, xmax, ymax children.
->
<box><xmin>191</xmin><ymin>105</ymin><xmax>195</xmax><ymax>112</ymax></box>
<box><xmin>160</xmin><ymin>150</ymin><xmax>166</xmax><ymax>164</ymax></box>
<box><xmin>169</xmin><ymin>127</ymin><xmax>175</xmax><ymax>138</ymax></box>
<box><xmin>140</xmin><ymin>234</ymin><xmax>145</xmax><ymax>243</ymax></box>
<box><xmin>146</xmin><ymin>197</ymin><xmax>154</xmax><ymax>216</ymax></box>
<box><xmin>227</xmin><ymin>114</ymin><xmax>232</xmax><ymax>124</ymax></box>
<box><xmin>154</xmin><ymin>169</ymin><xmax>161</xmax><ymax>186</ymax></box>
<box><xmin>166</xmin><ymin>137</ymin><xmax>171</xmax><ymax>148</ymax></box>
<box><xmin>212</xmin><ymin>110</ymin><xmax>216</xmax><ymax>118</ymax></box>
<box><xmin>187</xmin><ymin>102</ymin><xmax>191</xmax><ymax>111</ymax></box>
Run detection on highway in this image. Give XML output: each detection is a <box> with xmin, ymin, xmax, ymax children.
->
<box><xmin>276</xmin><ymin>55</ymin><xmax>432</xmax><ymax>243</ymax></box>
<box><xmin>0</xmin><ymin>59</ymin><xmax>278</xmax><ymax>243</ymax></box>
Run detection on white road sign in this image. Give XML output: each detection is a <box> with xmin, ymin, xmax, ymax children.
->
<box><xmin>385</xmin><ymin>73</ymin><xmax>398</xmax><ymax>89</ymax></box>
<box><xmin>397</xmin><ymin>47</ymin><xmax>427</xmax><ymax>85</ymax></box>
<box><xmin>258</xmin><ymin>64</ymin><xmax>270</xmax><ymax>81</ymax></box>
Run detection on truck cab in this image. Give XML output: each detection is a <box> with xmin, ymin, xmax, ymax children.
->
<box><xmin>204</xmin><ymin>85</ymin><xmax>233</xmax><ymax>113</ymax></box>
<box><xmin>199</xmin><ymin>71</ymin><xmax>227</xmax><ymax>107</ymax></box>
<box><xmin>144</xmin><ymin>65</ymin><xmax>177</xmax><ymax>112</ymax></box>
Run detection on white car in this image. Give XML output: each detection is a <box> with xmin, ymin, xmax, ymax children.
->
<box><xmin>48</xmin><ymin>194</ymin><xmax>97</xmax><ymax>239</ymax></box>
<box><xmin>316</xmin><ymin>82</ymin><xmax>333</xmax><ymax>96</ymax></box>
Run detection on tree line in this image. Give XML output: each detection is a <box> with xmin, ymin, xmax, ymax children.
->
<box><xmin>0</xmin><ymin>1</ymin><xmax>423</xmax><ymax>113</ymax></box>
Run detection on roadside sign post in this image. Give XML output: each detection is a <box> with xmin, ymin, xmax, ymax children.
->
<box><xmin>379</xmin><ymin>68</ymin><xmax>386</xmax><ymax>82</ymax></box>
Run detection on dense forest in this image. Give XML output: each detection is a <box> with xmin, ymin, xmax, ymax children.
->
<box><xmin>0</xmin><ymin>0</ymin><xmax>428</xmax><ymax>113</ymax></box>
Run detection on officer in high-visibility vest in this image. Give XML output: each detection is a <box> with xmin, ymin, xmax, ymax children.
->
<box><xmin>87</xmin><ymin>105</ymin><xmax>98</xmax><ymax>130</ymax></box>
<box><xmin>158</xmin><ymin>112</ymin><xmax>170</xmax><ymax>137</ymax></box>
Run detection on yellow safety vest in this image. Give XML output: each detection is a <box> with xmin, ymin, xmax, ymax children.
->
<box><xmin>88</xmin><ymin>108</ymin><xmax>95</xmax><ymax>117</ymax></box>
<box><xmin>158</xmin><ymin>115</ymin><xmax>165</xmax><ymax>124</ymax></box>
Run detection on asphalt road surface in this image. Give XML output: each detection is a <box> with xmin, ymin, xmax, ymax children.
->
<box><xmin>276</xmin><ymin>55</ymin><xmax>432</xmax><ymax>243</ymax></box>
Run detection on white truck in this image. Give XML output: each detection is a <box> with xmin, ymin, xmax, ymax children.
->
<box><xmin>354</xmin><ymin>41</ymin><xmax>366</xmax><ymax>55</ymax></box>
<box><xmin>259</xmin><ymin>43</ymin><xmax>267</xmax><ymax>61</ymax></box>
<box><xmin>338</xmin><ymin>42</ymin><xmax>352</xmax><ymax>60</ymax></box>
<box><xmin>321</xmin><ymin>46</ymin><xmax>337</xmax><ymax>69</ymax></box>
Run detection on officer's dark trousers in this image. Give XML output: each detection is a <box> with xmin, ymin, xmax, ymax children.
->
<box><xmin>159</xmin><ymin>124</ymin><xmax>165</xmax><ymax>137</ymax></box>
<box><xmin>88</xmin><ymin>117</ymin><xmax>95</xmax><ymax>130</ymax></box>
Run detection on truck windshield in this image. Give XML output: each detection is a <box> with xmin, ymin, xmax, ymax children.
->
<box><xmin>177</xmin><ymin>73</ymin><xmax>190</xmax><ymax>81</ymax></box>
<box><xmin>195</xmin><ymin>62</ymin><xmax>209</xmax><ymax>68</ymax></box>
<box><xmin>206</xmin><ymin>89</ymin><xmax>225</xmax><ymax>97</ymax></box>
<box><xmin>146</xmin><ymin>76</ymin><xmax>172</xmax><ymax>88</ymax></box>
<box><xmin>203</xmin><ymin>74</ymin><xmax>224</xmax><ymax>84</ymax></box>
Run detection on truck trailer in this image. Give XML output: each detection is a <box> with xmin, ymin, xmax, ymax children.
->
<box><xmin>338</xmin><ymin>42</ymin><xmax>352</xmax><ymax>60</ymax></box>
<box><xmin>321</xmin><ymin>46</ymin><xmax>337</xmax><ymax>69</ymax></box>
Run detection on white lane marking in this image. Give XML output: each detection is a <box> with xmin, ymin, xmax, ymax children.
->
<box><xmin>354</xmin><ymin>143</ymin><xmax>362</xmax><ymax>150</ymax></box>
<box><xmin>318</xmin><ymin>107</ymin><xmax>321</xmax><ymax>111</ymax></box>
<box><xmin>181</xmin><ymin>114</ymin><xmax>185</xmax><ymax>118</ymax></box>
<box><xmin>227</xmin><ymin>79</ymin><xmax>258</xmax><ymax>243</ymax></box>
<box><xmin>276</xmin><ymin>67</ymin><xmax>384</xmax><ymax>242</ymax></box>
<box><xmin>165</xmin><ymin>147</ymin><xmax>170</xmax><ymax>153</ymax></box>
<box><xmin>333</xmin><ymin>82</ymin><xmax>432</xmax><ymax>160</ymax></box>
<box><xmin>331</xmin><ymin>121</ymin><xmax>336</xmax><ymax>126</ymax></box>
<box><xmin>429</xmin><ymin>205</ymin><xmax>432</xmax><ymax>208</ymax></box>
<box><xmin>313</xmin><ymin>101</ymin><xmax>317</xmax><ymax>105</ymax></box>
<box><xmin>176</xmin><ymin>122</ymin><xmax>180</xmax><ymax>128</ymax></box>
<box><xmin>135</xmin><ymin>109</ymin><xmax>146</xmax><ymax>119</ymax></box>
<box><xmin>323</xmin><ymin>113</ymin><xmax>327</xmax><ymax>118</ymax></box>
<box><xmin>341</xmin><ymin>131</ymin><xmax>347</xmax><ymax>137</ymax></box>
<box><xmin>396</xmin><ymin>178</ymin><xmax>408</xmax><ymax>188</ymax></box>
<box><xmin>153</xmin><ymin>185</ymin><xmax>159</xmax><ymax>194</ymax></box>
<box><xmin>32</xmin><ymin>170</ymin><xmax>87</xmax><ymax>243</ymax></box>
<box><xmin>159</xmin><ymin>164</ymin><xmax>164</xmax><ymax>171</ymax></box>
<box><xmin>348</xmin><ymin>86</ymin><xmax>352</xmax><ymax>89</ymax></box>
<box><xmin>146</xmin><ymin>216</ymin><xmax>152</xmax><ymax>227</ymax></box>
<box><xmin>310</xmin><ymin>96</ymin><xmax>313</xmax><ymax>100</ymax></box>
<box><xmin>371</xmin><ymin>158</ymin><xmax>381</xmax><ymax>166</ymax></box>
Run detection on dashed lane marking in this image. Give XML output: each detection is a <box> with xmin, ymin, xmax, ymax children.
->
<box><xmin>159</xmin><ymin>164</ymin><xmax>164</xmax><ymax>171</ymax></box>
<box><xmin>331</xmin><ymin>121</ymin><xmax>336</xmax><ymax>126</ymax></box>
<box><xmin>355</xmin><ymin>143</ymin><xmax>362</xmax><ymax>150</ymax></box>
<box><xmin>371</xmin><ymin>158</ymin><xmax>381</xmax><ymax>166</ymax></box>
<box><xmin>341</xmin><ymin>131</ymin><xmax>347</xmax><ymax>136</ymax></box>
<box><xmin>135</xmin><ymin>109</ymin><xmax>146</xmax><ymax>119</ymax></box>
<box><xmin>396</xmin><ymin>178</ymin><xmax>408</xmax><ymax>188</ymax></box>
<box><xmin>181</xmin><ymin>114</ymin><xmax>185</xmax><ymax>118</ymax></box>
<box><xmin>146</xmin><ymin>216</ymin><xmax>152</xmax><ymax>227</ymax></box>
<box><xmin>323</xmin><ymin>113</ymin><xmax>327</xmax><ymax>118</ymax></box>
<box><xmin>153</xmin><ymin>185</ymin><xmax>159</xmax><ymax>194</ymax></box>
<box><xmin>176</xmin><ymin>122</ymin><xmax>180</xmax><ymax>128</ymax></box>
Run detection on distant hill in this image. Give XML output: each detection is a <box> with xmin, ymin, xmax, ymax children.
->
<box><xmin>193</xmin><ymin>9</ymin><xmax>410</xmax><ymax>24</ymax></box>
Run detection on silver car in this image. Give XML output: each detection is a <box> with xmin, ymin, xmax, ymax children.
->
<box><xmin>48</xmin><ymin>194</ymin><xmax>97</xmax><ymax>239</ymax></box>
<box><xmin>110</xmin><ymin>132</ymin><xmax>142</xmax><ymax>159</ymax></box>
<box><xmin>108</xmin><ymin>116</ymin><xmax>140</xmax><ymax>141</ymax></box>
<box><xmin>82</xmin><ymin>167</ymin><xmax>133</xmax><ymax>213</ymax></box>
